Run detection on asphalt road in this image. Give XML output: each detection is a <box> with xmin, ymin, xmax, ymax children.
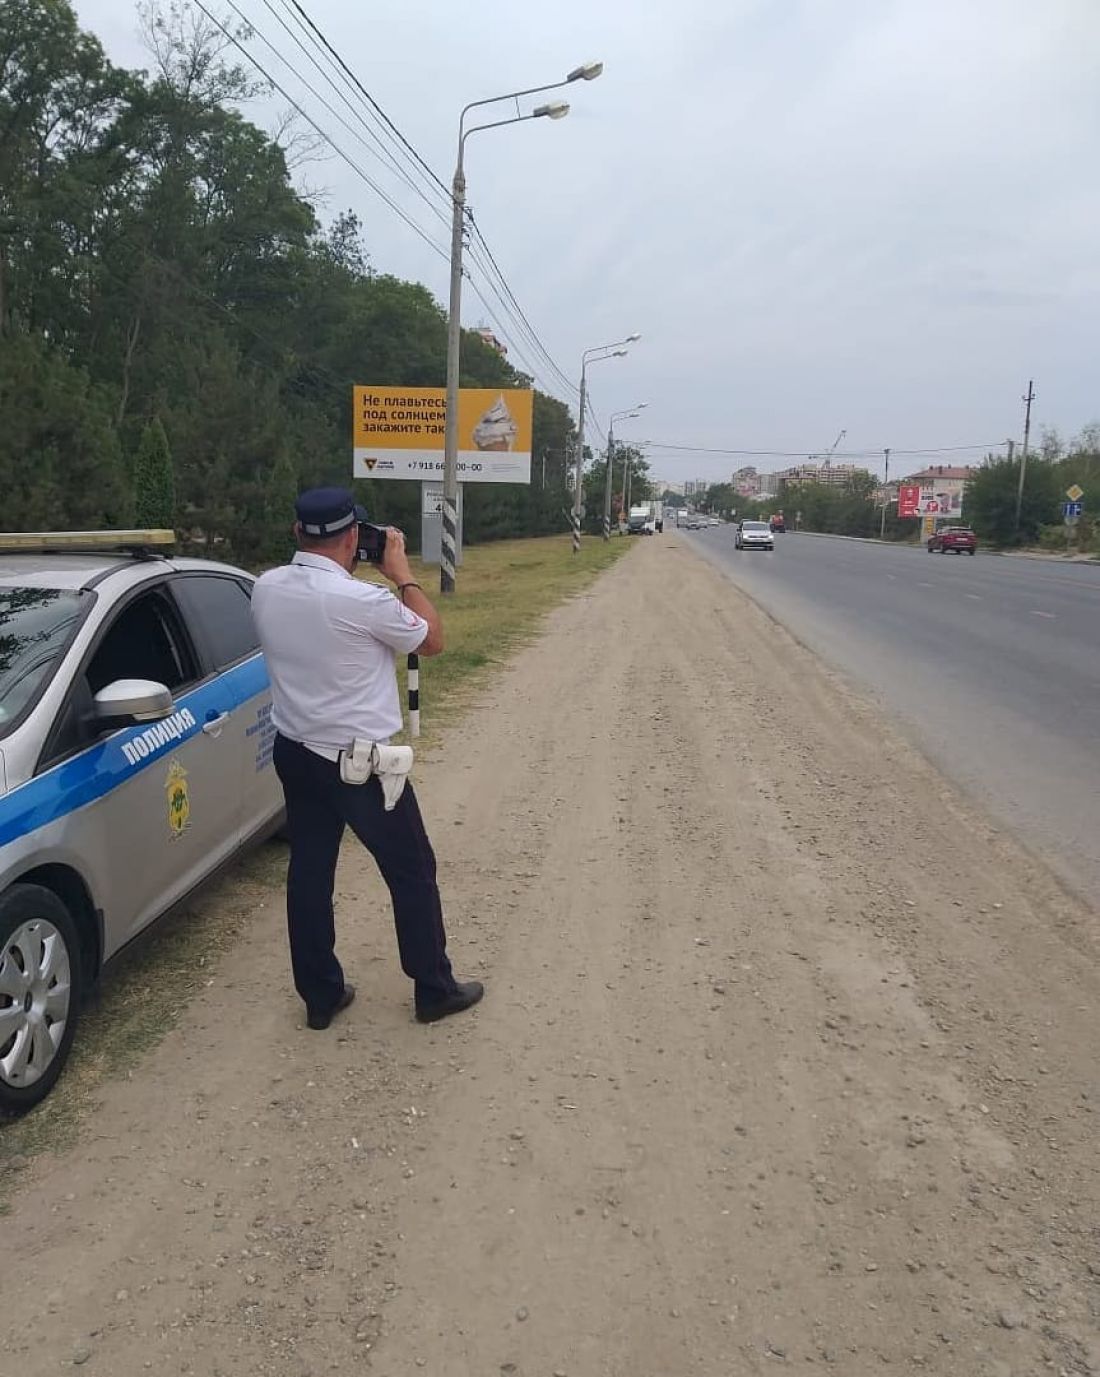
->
<box><xmin>683</xmin><ymin>526</ymin><xmax>1100</xmax><ymax>900</ymax></box>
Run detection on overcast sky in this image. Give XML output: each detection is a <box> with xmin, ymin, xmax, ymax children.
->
<box><xmin>76</xmin><ymin>0</ymin><xmax>1100</xmax><ymax>484</ymax></box>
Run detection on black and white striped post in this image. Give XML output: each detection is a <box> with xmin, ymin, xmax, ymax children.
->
<box><xmin>440</xmin><ymin>498</ymin><xmax>458</xmax><ymax>594</ymax></box>
<box><xmin>571</xmin><ymin>364</ymin><xmax>588</xmax><ymax>556</ymax></box>
<box><xmin>407</xmin><ymin>653</ymin><xmax>420</xmax><ymax>737</ymax></box>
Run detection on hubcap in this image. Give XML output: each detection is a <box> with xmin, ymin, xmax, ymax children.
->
<box><xmin>0</xmin><ymin>918</ymin><xmax>72</xmax><ymax>1089</ymax></box>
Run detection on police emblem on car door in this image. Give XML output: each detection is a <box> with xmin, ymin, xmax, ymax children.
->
<box><xmin>165</xmin><ymin>761</ymin><xmax>190</xmax><ymax>838</ymax></box>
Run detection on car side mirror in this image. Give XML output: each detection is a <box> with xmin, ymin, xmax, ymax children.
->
<box><xmin>93</xmin><ymin>679</ymin><xmax>175</xmax><ymax>724</ymax></box>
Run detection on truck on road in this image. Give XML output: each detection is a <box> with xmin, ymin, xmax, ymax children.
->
<box><xmin>628</xmin><ymin>505</ymin><xmax>651</xmax><ymax>534</ymax></box>
<box><xmin>628</xmin><ymin>502</ymin><xmax>663</xmax><ymax>535</ymax></box>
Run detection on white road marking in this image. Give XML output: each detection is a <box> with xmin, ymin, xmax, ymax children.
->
<box><xmin>1030</xmin><ymin>610</ymin><xmax>1056</xmax><ymax>619</ymax></box>
<box><xmin>917</xmin><ymin>581</ymin><xmax>934</xmax><ymax>589</ymax></box>
<box><xmin>964</xmin><ymin>593</ymin><xmax>982</xmax><ymax>601</ymax></box>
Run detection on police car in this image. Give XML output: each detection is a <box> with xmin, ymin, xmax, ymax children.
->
<box><xmin>0</xmin><ymin>530</ymin><xmax>283</xmax><ymax>1112</ymax></box>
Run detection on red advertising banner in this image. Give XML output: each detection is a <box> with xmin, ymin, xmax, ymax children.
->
<box><xmin>897</xmin><ymin>483</ymin><xmax>922</xmax><ymax>519</ymax></box>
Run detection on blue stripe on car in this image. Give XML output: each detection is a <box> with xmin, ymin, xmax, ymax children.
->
<box><xmin>0</xmin><ymin>656</ymin><xmax>270</xmax><ymax>847</ymax></box>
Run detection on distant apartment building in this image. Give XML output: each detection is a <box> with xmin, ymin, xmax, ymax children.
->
<box><xmin>777</xmin><ymin>461</ymin><xmax>870</xmax><ymax>489</ymax></box>
<box><xmin>474</xmin><ymin>327</ymin><xmax>507</xmax><ymax>358</ymax></box>
<box><xmin>683</xmin><ymin>479</ymin><xmax>709</xmax><ymax>497</ymax></box>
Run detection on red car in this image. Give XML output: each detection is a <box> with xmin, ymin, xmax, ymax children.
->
<box><xmin>927</xmin><ymin>527</ymin><xmax>977</xmax><ymax>555</ymax></box>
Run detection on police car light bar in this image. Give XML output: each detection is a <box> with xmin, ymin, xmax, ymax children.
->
<box><xmin>0</xmin><ymin>529</ymin><xmax>176</xmax><ymax>554</ymax></box>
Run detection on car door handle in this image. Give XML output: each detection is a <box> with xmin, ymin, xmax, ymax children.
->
<box><xmin>202</xmin><ymin>711</ymin><xmax>231</xmax><ymax>737</ymax></box>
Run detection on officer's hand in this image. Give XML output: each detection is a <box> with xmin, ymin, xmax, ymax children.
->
<box><xmin>380</xmin><ymin>528</ymin><xmax>414</xmax><ymax>586</ymax></box>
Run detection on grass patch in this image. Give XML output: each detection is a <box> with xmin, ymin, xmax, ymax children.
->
<box><xmin>0</xmin><ymin>534</ymin><xmax>629</xmax><ymax>1182</ymax></box>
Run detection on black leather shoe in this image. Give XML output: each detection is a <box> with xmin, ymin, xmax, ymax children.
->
<box><xmin>415</xmin><ymin>980</ymin><xmax>484</xmax><ymax>1024</ymax></box>
<box><xmin>307</xmin><ymin>983</ymin><xmax>356</xmax><ymax>1031</ymax></box>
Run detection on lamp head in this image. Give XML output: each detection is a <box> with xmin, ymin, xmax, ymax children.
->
<box><xmin>535</xmin><ymin>101</ymin><xmax>570</xmax><ymax>120</ymax></box>
<box><xmin>626</xmin><ymin>333</ymin><xmax>641</xmax><ymax>342</ymax></box>
<box><xmin>568</xmin><ymin>61</ymin><xmax>604</xmax><ymax>81</ymax></box>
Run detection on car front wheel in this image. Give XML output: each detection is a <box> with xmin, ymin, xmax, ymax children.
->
<box><xmin>0</xmin><ymin>885</ymin><xmax>83</xmax><ymax>1115</ymax></box>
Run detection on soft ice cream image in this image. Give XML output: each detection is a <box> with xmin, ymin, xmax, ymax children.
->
<box><xmin>473</xmin><ymin>395</ymin><xmax>518</xmax><ymax>452</ymax></box>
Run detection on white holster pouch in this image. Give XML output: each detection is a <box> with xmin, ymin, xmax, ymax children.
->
<box><xmin>371</xmin><ymin>744</ymin><xmax>414</xmax><ymax>811</ymax></box>
<box><xmin>339</xmin><ymin>738</ymin><xmax>414</xmax><ymax>812</ymax></box>
<box><xmin>339</xmin><ymin>738</ymin><xmax>374</xmax><ymax>785</ymax></box>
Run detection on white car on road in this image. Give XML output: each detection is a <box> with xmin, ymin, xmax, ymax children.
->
<box><xmin>735</xmin><ymin>521</ymin><xmax>775</xmax><ymax>551</ymax></box>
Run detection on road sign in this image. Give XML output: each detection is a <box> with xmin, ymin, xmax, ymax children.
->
<box><xmin>1063</xmin><ymin>500</ymin><xmax>1083</xmax><ymax>520</ymax></box>
<box><xmin>420</xmin><ymin>482</ymin><xmax>463</xmax><ymax>566</ymax></box>
<box><xmin>1066</xmin><ymin>484</ymin><xmax>1084</xmax><ymax>502</ymax></box>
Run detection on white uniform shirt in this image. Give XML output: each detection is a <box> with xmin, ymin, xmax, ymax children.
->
<box><xmin>251</xmin><ymin>552</ymin><xmax>427</xmax><ymax>756</ymax></box>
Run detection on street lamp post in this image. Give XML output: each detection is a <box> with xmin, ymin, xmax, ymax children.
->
<box><xmin>572</xmin><ymin>335</ymin><xmax>640</xmax><ymax>554</ymax></box>
<box><xmin>621</xmin><ymin>439</ymin><xmax>653</xmax><ymax>520</ymax></box>
<box><xmin>605</xmin><ymin>404</ymin><xmax>646</xmax><ymax>539</ymax></box>
<box><xmin>441</xmin><ymin>62</ymin><xmax>603</xmax><ymax>594</ymax></box>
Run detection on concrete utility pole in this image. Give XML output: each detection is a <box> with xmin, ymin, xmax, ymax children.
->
<box><xmin>571</xmin><ymin>366</ymin><xmax>588</xmax><ymax>555</ymax></box>
<box><xmin>1014</xmin><ymin>380</ymin><xmax>1035</xmax><ymax>536</ymax></box>
<box><xmin>879</xmin><ymin>447</ymin><xmax>891</xmax><ymax>541</ymax></box>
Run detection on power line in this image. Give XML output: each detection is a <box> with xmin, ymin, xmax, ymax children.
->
<box><xmin>466</xmin><ymin>212</ymin><xmax>578</xmax><ymax>397</ymax></box>
<box><xmin>283</xmin><ymin>0</ymin><xmax>451</xmax><ymax>201</ymax></box>
<box><xmin>463</xmin><ymin>276</ymin><xmax>562</xmax><ymax>399</ymax></box>
<box><xmin>640</xmin><ymin>441</ymin><xmax>1007</xmax><ymax>459</ymax></box>
<box><xmin>265</xmin><ymin>1</ymin><xmax>579</xmax><ymax>404</ymax></box>
<box><xmin>193</xmin><ymin>0</ymin><xmax>450</xmax><ymax>261</ymax></box>
<box><xmin>229</xmin><ymin>0</ymin><xmax>448</xmax><ymax>230</ymax></box>
<box><xmin>462</xmin><ymin>241</ymin><xmax>573</xmax><ymax>401</ymax></box>
<box><xmin>204</xmin><ymin>0</ymin><xmax>588</xmax><ymax>420</ymax></box>
<box><xmin>264</xmin><ymin>0</ymin><xmax>451</xmax><ymax>226</ymax></box>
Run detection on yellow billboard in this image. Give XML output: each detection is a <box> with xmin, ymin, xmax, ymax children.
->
<box><xmin>352</xmin><ymin>386</ymin><xmax>533</xmax><ymax>484</ymax></box>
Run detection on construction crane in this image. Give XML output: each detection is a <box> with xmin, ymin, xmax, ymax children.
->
<box><xmin>822</xmin><ymin>429</ymin><xmax>846</xmax><ymax>469</ymax></box>
<box><xmin>808</xmin><ymin>429</ymin><xmax>846</xmax><ymax>467</ymax></box>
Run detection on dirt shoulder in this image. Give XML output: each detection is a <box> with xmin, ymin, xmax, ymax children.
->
<box><xmin>3</xmin><ymin>534</ymin><xmax>1099</xmax><ymax>1377</ymax></box>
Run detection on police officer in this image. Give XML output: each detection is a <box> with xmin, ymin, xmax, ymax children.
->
<box><xmin>251</xmin><ymin>487</ymin><xmax>483</xmax><ymax>1030</ymax></box>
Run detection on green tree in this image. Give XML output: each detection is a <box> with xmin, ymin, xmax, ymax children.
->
<box><xmin>132</xmin><ymin>416</ymin><xmax>176</xmax><ymax>527</ymax></box>
<box><xmin>0</xmin><ymin>333</ymin><xmax>129</xmax><ymax>527</ymax></box>
<box><xmin>0</xmin><ymin>0</ymin><xmax>586</xmax><ymax>560</ymax></box>
<box><xmin>261</xmin><ymin>448</ymin><xmax>298</xmax><ymax>563</ymax></box>
<box><xmin>966</xmin><ymin>455</ymin><xmax>1060</xmax><ymax>546</ymax></box>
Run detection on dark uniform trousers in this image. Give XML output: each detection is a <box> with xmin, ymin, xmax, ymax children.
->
<box><xmin>273</xmin><ymin>733</ymin><xmax>457</xmax><ymax>1018</ymax></box>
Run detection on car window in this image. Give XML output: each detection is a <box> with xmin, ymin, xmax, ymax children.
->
<box><xmin>0</xmin><ymin>587</ymin><xmax>89</xmax><ymax>735</ymax></box>
<box><xmin>40</xmin><ymin>589</ymin><xmax>198</xmax><ymax>768</ymax></box>
<box><xmin>172</xmin><ymin>576</ymin><xmax>258</xmax><ymax>672</ymax></box>
<box><xmin>86</xmin><ymin>590</ymin><xmax>195</xmax><ymax>694</ymax></box>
